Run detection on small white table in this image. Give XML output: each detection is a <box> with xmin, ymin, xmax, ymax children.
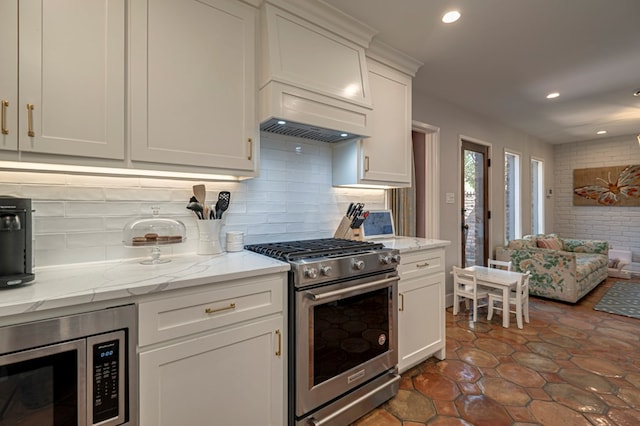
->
<box><xmin>464</xmin><ymin>265</ymin><xmax>524</xmax><ymax>328</ymax></box>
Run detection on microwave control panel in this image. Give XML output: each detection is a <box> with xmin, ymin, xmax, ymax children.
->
<box><xmin>91</xmin><ymin>331</ymin><xmax>125</xmax><ymax>424</ymax></box>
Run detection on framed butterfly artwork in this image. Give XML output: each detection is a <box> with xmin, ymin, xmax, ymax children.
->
<box><xmin>573</xmin><ymin>164</ymin><xmax>640</xmax><ymax>206</ymax></box>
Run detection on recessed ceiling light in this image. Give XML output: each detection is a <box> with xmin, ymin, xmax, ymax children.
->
<box><xmin>634</xmin><ymin>89</ymin><xmax>640</xmax><ymax>97</ymax></box>
<box><xmin>596</xmin><ymin>130</ymin><xmax>607</xmax><ymax>135</ymax></box>
<box><xmin>442</xmin><ymin>10</ymin><xmax>461</xmax><ymax>23</ymax></box>
<box><xmin>546</xmin><ymin>92</ymin><xmax>560</xmax><ymax>99</ymax></box>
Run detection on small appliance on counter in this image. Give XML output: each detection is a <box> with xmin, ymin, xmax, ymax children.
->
<box><xmin>123</xmin><ymin>207</ymin><xmax>186</xmax><ymax>264</ymax></box>
<box><xmin>0</xmin><ymin>196</ymin><xmax>35</xmax><ymax>287</ymax></box>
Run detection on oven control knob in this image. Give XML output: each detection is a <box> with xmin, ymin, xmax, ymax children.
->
<box><xmin>320</xmin><ymin>265</ymin><xmax>332</xmax><ymax>276</ymax></box>
<box><xmin>380</xmin><ymin>255</ymin><xmax>392</xmax><ymax>265</ymax></box>
<box><xmin>391</xmin><ymin>255</ymin><xmax>401</xmax><ymax>264</ymax></box>
<box><xmin>352</xmin><ymin>259</ymin><xmax>365</xmax><ymax>271</ymax></box>
<box><xmin>304</xmin><ymin>267</ymin><xmax>318</xmax><ymax>279</ymax></box>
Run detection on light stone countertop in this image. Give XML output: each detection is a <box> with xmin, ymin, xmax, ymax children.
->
<box><xmin>0</xmin><ymin>251</ymin><xmax>289</xmax><ymax>323</ymax></box>
<box><xmin>370</xmin><ymin>237</ymin><xmax>451</xmax><ymax>253</ymax></box>
<box><xmin>0</xmin><ymin>238</ymin><xmax>449</xmax><ymax>324</ymax></box>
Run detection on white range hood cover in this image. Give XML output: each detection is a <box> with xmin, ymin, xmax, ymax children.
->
<box><xmin>259</xmin><ymin>0</ymin><xmax>377</xmax><ymax>141</ymax></box>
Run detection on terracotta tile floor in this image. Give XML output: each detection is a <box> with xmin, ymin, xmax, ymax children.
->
<box><xmin>352</xmin><ymin>278</ymin><xmax>640</xmax><ymax>425</ymax></box>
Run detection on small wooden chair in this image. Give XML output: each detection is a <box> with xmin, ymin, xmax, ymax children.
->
<box><xmin>487</xmin><ymin>271</ymin><xmax>531</xmax><ymax>329</ymax></box>
<box><xmin>487</xmin><ymin>258</ymin><xmax>512</xmax><ymax>271</ymax></box>
<box><xmin>452</xmin><ymin>266</ymin><xmax>489</xmax><ymax>322</ymax></box>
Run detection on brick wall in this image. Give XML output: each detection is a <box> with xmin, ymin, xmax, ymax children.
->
<box><xmin>0</xmin><ymin>133</ymin><xmax>384</xmax><ymax>267</ymax></box>
<box><xmin>554</xmin><ymin>135</ymin><xmax>640</xmax><ymax>261</ymax></box>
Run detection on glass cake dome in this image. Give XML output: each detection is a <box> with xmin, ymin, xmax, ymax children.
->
<box><xmin>123</xmin><ymin>207</ymin><xmax>186</xmax><ymax>264</ymax></box>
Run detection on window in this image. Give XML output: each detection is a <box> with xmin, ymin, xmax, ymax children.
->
<box><xmin>531</xmin><ymin>158</ymin><xmax>545</xmax><ymax>235</ymax></box>
<box><xmin>504</xmin><ymin>150</ymin><xmax>521</xmax><ymax>243</ymax></box>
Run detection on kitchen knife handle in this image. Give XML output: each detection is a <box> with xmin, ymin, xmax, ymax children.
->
<box><xmin>275</xmin><ymin>329</ymin><xmax>282</xmax><ymax>357</ymax></box>
<box><xmin>26</xmin><ymin>103</ymin><xmax>35</xmax><ymax>137</ymax></box>
<box><xmin>1</xmin><ymin>100</ymin><xmax>8</xmax><ymax>135</ymax></box>
<box><xmin>247</xmin><ymin>137</ymin><xmax>253</xmax><ymax>160</ymax></box>
<box><xmin>364</xmin><ymin>156</ymin><xmax>370</xmax><ymax>172</ymax></box>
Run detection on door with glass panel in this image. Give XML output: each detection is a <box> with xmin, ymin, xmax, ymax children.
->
<box><xmin>461</xmin><ymin>140</ymin><xmax>489</xmax><ymax>267</ymax></box>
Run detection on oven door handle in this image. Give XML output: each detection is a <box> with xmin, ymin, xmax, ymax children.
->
<box><xmin>309</xmin><ymin>373</ymin><xmax>402</xmax><ymax>426</ymax></box>
<box><xmin>306</xmin><ymin>276</ymin><xmax>399</xmax><ymax>301</ymax></box>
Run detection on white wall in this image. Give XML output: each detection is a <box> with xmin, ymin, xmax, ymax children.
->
<box><xmin>554</xmin><ymin>135</ymin><xmax>640</xmax><ymax>261</ymax></box>
<box><xmin>0</xmin><ymin>133</ymin><xmax>384</xmax><ymax>267</ymax></box>
<box><xmin>412</xmin><ymin>91</ymin><xmax>554</xmax><ymax>297</ymax></box>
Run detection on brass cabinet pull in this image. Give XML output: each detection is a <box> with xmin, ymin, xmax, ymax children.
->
<box><xmin>275</xmin><ymin>329</ymin><xmax>282</xmax><ymax>357</ymax></box>
<box><xmin>204</xmin><ymin>303</ymin><xmax>236</xmax><ymax>315</ymax></box>
<box><xmin>364</xmin><ymin>156</ymin><xmax>370</xmax><ymax>172</ymax></box>
<box><xmin>248</xmin><ymin>138</ymin><xmax>253</xmax><ymax>160</ymax></box>
<box><xmin>1</xmin><ymin>100</ymin><xmax>8</xmax><ymax>135</ymax></box>
<box><xmin>416</xmin><ymin>262</ymin><xmax>429</xmax><ymax>268</ymax></box>
<box><xmin>26</xmin><ymin>103</ymin><xmax>35</xmax><ymax>137</ymax></box>
<box><xmin>399</xmin><ymin>293</ymin><xmax>404</xmax><ymax>311</ymax></box>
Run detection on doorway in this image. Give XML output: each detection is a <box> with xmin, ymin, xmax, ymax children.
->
<box><xmin>461</xmin><ymin>140</ymin><xmax>489</xmax><ymax>267</ymax></box>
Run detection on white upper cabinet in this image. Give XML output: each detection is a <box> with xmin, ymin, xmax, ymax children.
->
<box><xmin>0</xmin><ymin>1</ymin><xmax>18</xmax><ymax>153</ymax></box>
<box><xmin>259</xmin><ymin>0</ymin><xmax>375</xmax><ymax>138</ymax></box>
<box><xmin>130</xmin><ymin>0</ymin><xmax>258</xmax><ymax>175</ymax></box>
<box><xmin>17</xmin><ymin>0</ymin><xmax>125</xmax><ymax>159</ymax></box>
<box><xmin>333</xmin><ymin>43</ymin><xmax>422</xmax><ymax>188</ymax></box>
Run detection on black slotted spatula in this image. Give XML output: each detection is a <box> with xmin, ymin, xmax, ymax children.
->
<box><xmin>214</xmin><ymin>191</ymin><xmax>231</xmax><ymax>220</ymax></box>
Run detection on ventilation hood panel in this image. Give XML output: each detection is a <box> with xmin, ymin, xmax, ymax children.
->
<box><xmin>260</xmin><ymin>118</ymin><xmax>362</xmax><ymax>143</ymax></box>
<box><xmin>260</xmin><ymin>0</ymin><xmax>376</xmax><ymax>141</ymax></box>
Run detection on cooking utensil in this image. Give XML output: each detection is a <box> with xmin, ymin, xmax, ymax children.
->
<box><xmin>193</xmin><ymin>184</ymin><xmax>206</xmax><ymax>207</ymax></box>
<box><xmin>186</xmin><ymin>196</ymin><xmax>204</xmax><ymax>220</ymax></box>
<box><xmin>214</xmin><ymin>191</ymin><xmax>231</xmax><ymax>220</ymax></box>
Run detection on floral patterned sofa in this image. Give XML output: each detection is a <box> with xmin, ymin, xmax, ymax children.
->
<box><xmin>495</xmin><ymin>234</ymin><xmax>609</xmax><ymax>303</ymax></box>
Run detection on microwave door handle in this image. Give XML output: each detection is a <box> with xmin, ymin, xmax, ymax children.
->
<box><xmin>306</xmin><ymin>276</ymin><xmax>399</xmax><ymax>301</ymax></box>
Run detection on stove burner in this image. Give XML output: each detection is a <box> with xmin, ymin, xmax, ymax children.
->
<box><xmin>244</xmin><ymin>238</ymin><xmax>385</xmax><ymax>261</ymax></box>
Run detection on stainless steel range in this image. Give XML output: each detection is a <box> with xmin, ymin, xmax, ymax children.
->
<box><xmin>245</xmin><ymin>238</ymin><xmax>401</xmax><ymax>426</ymax></box>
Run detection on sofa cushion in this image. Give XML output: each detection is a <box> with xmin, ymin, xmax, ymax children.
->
<box><xmin>508</xmin><ymin>239</ymin><xmax>536</xmax><ymax>250</ymax></box>
<box><xmin>563</xmin><ymin>238</ymin><xmax>609</xmax><ymax>254</ymax></box>
<box><xmin>576</xmin><ymin>253</ymin><xmax>608</xmax><ymax>281</ymax></box>
<box><xmin>537</xmin><ymin>236</ymin><xmax>563</xmax><ymax>250</ymax></box>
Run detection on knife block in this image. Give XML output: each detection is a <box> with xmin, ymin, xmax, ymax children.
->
<box><xmin>334</xmin><ymin>216</ymin><xmax>363</xmax><ymax>241</ymax></box>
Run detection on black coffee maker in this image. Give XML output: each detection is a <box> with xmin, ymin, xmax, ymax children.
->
<box><xmin>0</xmin><ymin>197</ymin><xmax>35</xmax><ymax>287</ymax></box>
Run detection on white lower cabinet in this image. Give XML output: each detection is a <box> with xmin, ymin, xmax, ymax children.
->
<box><xmin>397</xmin><ymin>247</ymin><xmax>445</xmax><ymax>373</ymax></box>
<box><xmin>137</xmin><ymin>274</ymin><xmax>286</xmax><ymax>426</ymax></box>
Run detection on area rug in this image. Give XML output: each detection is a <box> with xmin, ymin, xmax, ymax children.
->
<box><xmin>593</xmin><ymin>281</ymin><xmax>640</xmax><ymax>319</ymax></box>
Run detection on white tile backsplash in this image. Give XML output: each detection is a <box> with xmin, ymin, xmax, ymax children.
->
<box><xmin>1</xmin><ymin>133</ymin><xmax>384</xmax><ymax>267</ymax></box>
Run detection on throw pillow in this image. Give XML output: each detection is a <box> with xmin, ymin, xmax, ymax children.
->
<box><xmin>537</xmin><ymin>237</ymin><xmax>563</xmax><ymax>250</ymax></box>
<box><xmin>508</xmin><ymin>239</ymin><xmax>536</xmax><ymax>250</ymax></box>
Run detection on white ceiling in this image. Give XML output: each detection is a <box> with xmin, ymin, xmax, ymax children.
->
<box><xmin>322</xmin><ymin>0</ymin><xmax>640</xmax><ymax>144</ymax></box>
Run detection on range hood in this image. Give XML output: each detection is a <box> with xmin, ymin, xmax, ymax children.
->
<box><xmin>259</xmin><ymin>0</ymin><xmax>377</xmax><ymax>142</ymax></box>
<box><xmin>260</xmin><ymin>118</ymin><xmax>361</xmax><ymax>143</ymax></box>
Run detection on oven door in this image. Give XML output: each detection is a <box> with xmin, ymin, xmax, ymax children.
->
<box><xmin>295</xmin><ymin>271</ymin><xmax>399</xmax><ymax>417</ymax></box>
<box><xmin>0</xmin><ymin>339</ymin><xmax>87</xmax><ymax>425</ymax></box>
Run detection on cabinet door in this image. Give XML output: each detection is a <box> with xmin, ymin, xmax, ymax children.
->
<box><xmin>398</xmin><ymin>272</ymin><xmax>445</xmax><ymax>373</ymax></box>
<box><xmin>361</xmin><ymin>59</ymin><xmax>412</xmax><ymax>186</ymax></box>
<box><xmin>0</xmin><ymin>1</ymin><xmax>17</xmax><ymax>152</ymax></box>
<box><xmin>130</xmin><ymin>0</ymin><xmax>257</xmax><ymax>173</ymax></box>
<box><xmin>139</xmin><ymin>316</ymin><xmax>284</xmax><ymax>426</ymax></box>
<box><xmin>18</xmin><ymin>0</ymin><xmax>125</xmax><ymax>159</ymax></box>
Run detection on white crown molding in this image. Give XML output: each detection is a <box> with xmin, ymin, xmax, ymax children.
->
<box><xmin>263</xmin><ymin>0</ymin><xmax>378</xmax><ymax>47</ymax></box>
<box><xmin>366</xmin><ymin>39</ymin><xmax>423</xmax><ymax>76</ymax></box>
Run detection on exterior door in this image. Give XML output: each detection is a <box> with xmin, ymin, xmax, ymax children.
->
<box><xmin>461</xmin><ymin>140</ymin><xmax>489</xmax><ymax>267</ymax></box>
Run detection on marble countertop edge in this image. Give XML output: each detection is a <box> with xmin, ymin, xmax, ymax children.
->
<box><xmin>0</xmin><ymin>251</ymin><xmax>290</xmax><ymax>321</ymax></box>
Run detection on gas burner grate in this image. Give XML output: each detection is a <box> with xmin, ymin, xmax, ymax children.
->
<box><xmin>245</xmin><ymin>238</ymin><xmax>385</xmax><ymax>261</ymax></box>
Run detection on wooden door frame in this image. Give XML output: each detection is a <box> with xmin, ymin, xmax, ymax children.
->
<box><xmin>460</xmin><ymin>137</ymin><xmax>491</xmax><ymax>267</ymax></box>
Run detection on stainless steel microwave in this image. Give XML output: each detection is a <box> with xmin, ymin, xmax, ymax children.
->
<box><xmin>0</xmin><ymin>305</ymin><xmax>138</xmax><ymax>425</ymax></box>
